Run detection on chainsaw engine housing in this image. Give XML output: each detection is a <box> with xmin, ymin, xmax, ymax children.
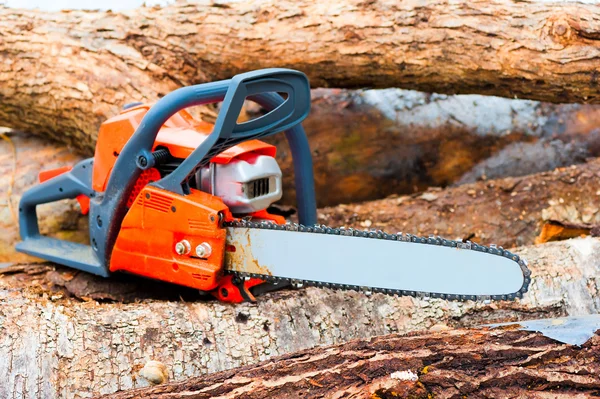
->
<box><xmin>92</xmin><ymin>104</ymin><xmax>283</xmax><ymax>216</ymax></box>
<box><xmin>195</xmin><ymin>154</ymin><xmax>283</xmax><ymax>214</ymax></box>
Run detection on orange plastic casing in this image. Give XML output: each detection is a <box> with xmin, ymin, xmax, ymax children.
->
<box><xmin>94</xmin><ymin>104</ymin><xmax>278</xmax><ymax>293</ymax></box>
<box><xmin>110</xmin><ymin>185</ymin><xmax>233</xmax><ymax>291</ymax></box>
<box><xmin>92</xmin><ymin>105</ymin><xmax>276</xmax><ymax>193</ymax></box>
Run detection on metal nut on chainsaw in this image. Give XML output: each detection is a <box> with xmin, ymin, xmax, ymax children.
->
<box><xmin>195</xmin><ymin>242</ymin><xmax>212</xmax><ymax>258</ymax></box>
<box><xmin>174</xmin><ymin>240</ymin><xmax>191</xmax><ymax>255</ymax></box>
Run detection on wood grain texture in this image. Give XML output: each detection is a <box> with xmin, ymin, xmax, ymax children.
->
<box><xmin>2</xmin><ymin>0</ymin><xmax>600</xmax><ymax>155</ymax></box>
<box><xmin>99</xmin><ymin>327</ymin><xmax>600</xmax><ymax>399</ymax></box>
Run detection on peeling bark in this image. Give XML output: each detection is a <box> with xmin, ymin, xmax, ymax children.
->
<box><xmin>2</xmin><ymin>236</ymin><xmax>600</xmax><ymax>397</ymax></box>
<box><xmin>535</xmin><ymin>220</ymin><xmax>600</xmax><ymax>244</ymax></box>
<box><xmin>2</xmin><ymin>0</ymin><xmax>600</xmax><ymax>155</ymax></box>
<box><xmin>100</xmin><ymin>327</ymin><xmax>600</xmax><ymax>399</ymax></box>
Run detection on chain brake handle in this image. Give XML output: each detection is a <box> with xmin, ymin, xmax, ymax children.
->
<box><xmin>155</xmin><ymin>69</ymin><xmax>311</xmax><ymax>194</ymax></box>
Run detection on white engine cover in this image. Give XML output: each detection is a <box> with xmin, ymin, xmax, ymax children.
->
<box><xmin>200</xmin><ymin>154</ymin><xmax>283</xmax><ymax>214</ymax></box>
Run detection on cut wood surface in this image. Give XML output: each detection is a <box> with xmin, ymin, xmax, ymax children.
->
<box><xmin>2</xmin><ymin>235</ymin><xmax>600</xmax><ymax>398</ymax></box>
<box><xmin>2</xmin><ymin>0</ymin><xmax>600</xmax><ymax>156</ymax></box>
<box><xmin>99</xmin><ymin>326</ymin><xmax>600</xmax><ymax>399</ymax></box>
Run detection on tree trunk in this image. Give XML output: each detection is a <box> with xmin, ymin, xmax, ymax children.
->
<box><xmin>2</xmin><ymin>234</ymin><xmax>600</xmax><ymax>398</ymax></box>
<box><xmin>2</xmin><ymin>0</ymin><xmax>600</xmax><ymax>155</ymax></box>
<box><xmin>321</xmin><ymin>157</ymin><xmax>600</xmax><ymax>249</ymax></box>
<box><xmin>276</xmin><ymin>90</ymin><xmax>600</xmax><ymax>206</ymax></box>
<box><xmin>99</xmin><ymin>325</ymin><xmax>600</xmax><ymax>399</ymax></box>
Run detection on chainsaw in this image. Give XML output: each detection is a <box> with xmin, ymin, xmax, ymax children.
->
<box><xmin>16</xmin><ymin>69</ymin><xmax>531</xmax><ymax>303</ymax></box>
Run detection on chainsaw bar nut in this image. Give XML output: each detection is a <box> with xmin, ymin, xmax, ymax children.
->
<box><xmin>175</xmin><ymin>240</ymin><xmax>191</xmax><ymax>255</ymax></box>
<box><xmin>196</xmin><ymin>242</ymin><xmax>212</xmax><ymax>258</ymax></box>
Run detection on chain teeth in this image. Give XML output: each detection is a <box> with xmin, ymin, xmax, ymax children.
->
<box><xmin>223</xmin><ymin>220</ymin><xmax>532</xmax><ymax>302</ymax></box>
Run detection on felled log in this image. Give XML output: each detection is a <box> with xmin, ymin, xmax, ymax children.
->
<box><xmin>321</xmin><ymin>158</ymin><xmax>600</xmax><ymax>249</ymax></box>
<box><xmin>277</xmin><ymin>90</ymin><xmax>600</xmax><ymax>206</ymax></box>
<box><xmin>2</xmin><ymin>235</ymin><xmax>600</xmax><ymax>398</ymax></box>
<box><xmin>4</xmin><ymin>137</ymin><xmax>600</xmax><ymax>396</ymax></box>
<box><xmin>100</xmin><ymin>326</ymin><xmax>600</xmax><ymax>399</ymax></box>
<box><xmin>2</xmin><ymin>0</ymin><xmax>600</xmax><ymax>154</ymax></box>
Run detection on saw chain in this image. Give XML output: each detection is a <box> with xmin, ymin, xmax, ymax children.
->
<box><xmin>223</xmin><ymin>220</ymin><xmax>532</xmax><ymax>302</ymax></box>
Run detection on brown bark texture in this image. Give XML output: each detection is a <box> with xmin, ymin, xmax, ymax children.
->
<box><xmin>320</xmin><ymin>158</ymin><xmax>600</xmax><ymax>249</ymax></box>
<box><xmin>99</xmin><ymin>326</ymin><xmax>600</xmax><ymax>399</ymax></box>
<box><xmin>2</xmin><ymin>0</ymin><xmax>600</xmax><ymax>158</ymax></box>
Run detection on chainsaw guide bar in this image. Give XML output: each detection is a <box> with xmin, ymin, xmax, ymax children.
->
<box><xmin>223</xmin><ymin>220</ymin><xmax>532</xmax><ymax>302</ymax></box>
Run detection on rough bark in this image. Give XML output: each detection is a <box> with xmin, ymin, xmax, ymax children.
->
<box><xmin>2</xmin><ymin>235</ymin><xmax>600</xmax><ymax>398</ymax></box>
<box><xmin>276</xmin><ymin>90</ymin><xmax>600</xmax><ymax>206</ymax></box>
<box><xmin>99</xmin><ymin>327</ymin><xmax>600</xmax><ymax>399</ymax></box>
<box><xmin>2</xmin><ymin>0</ymin><xmax>600</xmax><ymax>155</ymax></box>
<box><xmin>321</xmin><ymin>158</ymin><xmax>600</xmax><ymax>249</ymax></box>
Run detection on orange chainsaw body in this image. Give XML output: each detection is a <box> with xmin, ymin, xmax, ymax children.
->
<box><xmin>40</xmin><ymin>104</ymin><xmax>283</xmax><ymax>301</ymax></box>
<box><xmin>110</xmin><ymin>185</ymin><xmax>232</xmax><ymax>292</ymax></box>
<box><xmin>91</xmin><ymin>104</ymin><xmax>276</xmax><ymax>193</ymax></box>
<box><xmin>18</xmin><ymin>69</ymin><xmax>314</xmax><ymax>304</ymax></box>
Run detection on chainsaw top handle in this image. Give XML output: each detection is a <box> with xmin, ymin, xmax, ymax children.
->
<box><xmin>92</xmin><ymin>68</ymin><xmax>315</xmax><ymax>270</ymax></box>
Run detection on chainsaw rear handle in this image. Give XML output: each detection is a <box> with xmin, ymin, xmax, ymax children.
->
<box><xmin>16</xmin><ymin>158</ymin><xmax>107</xmax><ymax>275</ymax></box>
<box><xmin>92</xmin><ymin>68</ymin><xmax>316</xmax><ymax>271</ymax></box>
<box><xmin>19</xmin><ymin>159</ymin><xmax>94</xmax><ymax>240</ymax></box>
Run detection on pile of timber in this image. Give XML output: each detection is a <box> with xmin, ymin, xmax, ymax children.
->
<box><xmin>2</xmin><ymin>0</ymin><xmax>600</xmax><ymax>397</ymax></box>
